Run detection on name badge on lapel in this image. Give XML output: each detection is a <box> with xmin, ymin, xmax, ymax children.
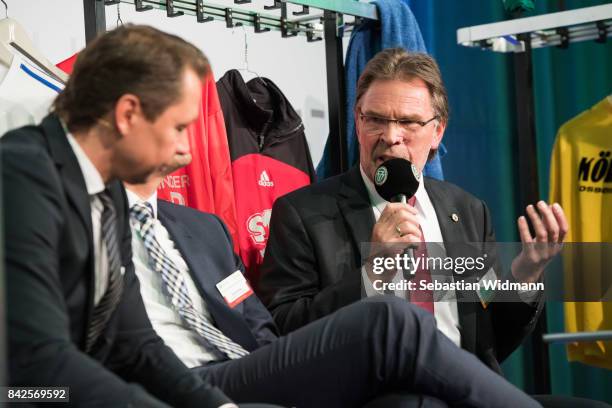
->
<box><xmin>216</xmin><ymin>270</ymin><xmax>254</xmax><ymax>308</ymax></box>
<box><xmin>477</xmin><ymin>267</ymin><xmax>497</xmax><ymax>309</ymax></box>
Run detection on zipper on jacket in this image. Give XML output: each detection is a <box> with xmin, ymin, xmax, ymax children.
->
<box><xmin>286</xmin><ymin>122</ymin><xmax>304</xmax><ymax>136</ymax></box>
<box><xmin>258</xmin><ymin>121</ymin><xmax>271</xmax><ymax>151</ymax></box>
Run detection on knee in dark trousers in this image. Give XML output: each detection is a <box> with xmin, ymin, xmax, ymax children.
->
<box><xmin>359</xmin><ymin>296</ymin><xmax>436</xmax><ymax>334</ymax></box>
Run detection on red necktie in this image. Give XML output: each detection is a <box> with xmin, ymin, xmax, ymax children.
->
<box><xmin>408</xmin><ymin>196</ymin><xmax>434</xmax><ymax>313</ymax></box>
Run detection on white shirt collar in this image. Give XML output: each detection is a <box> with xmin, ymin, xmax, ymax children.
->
<box><xmin>126</xmin><ymin>189</ymin><xmax>158</xmax><ymax>219</ymax></box>
<box><xmin>359</xmin><ymin>164</ymin><xmax>427</xmax><ymax>213</ymax></box>
<box><xmin>65</xmin><ymin>131</ymin><xmax>105</xmax><ymax>196</ymax></box>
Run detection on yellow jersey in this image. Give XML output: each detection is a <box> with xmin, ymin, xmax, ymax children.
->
<box><xmin>549</xmin><ymin>96</ymin><xmax>612</xmax><ymax>369</ymax></box>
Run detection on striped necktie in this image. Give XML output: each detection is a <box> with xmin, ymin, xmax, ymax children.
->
<box><xmin>130</xmin><ymin>202</ymin><xmax>249</xmax><ymax>360</ymax></box>
<box><xmin>85</xmin><ymin>189</ymin><xmax>124</xmax><ymax>353</ymax></box>
<box><xmin>408</xmin><ymin>196</ymin><xmax>434</xmax><ymax>313</ymax></box>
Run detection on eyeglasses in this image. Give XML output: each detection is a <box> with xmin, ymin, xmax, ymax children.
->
<box><xmin>358</xmin><ymin>110</ymin><xmax>439</xmax><ymax>134</ymax></box>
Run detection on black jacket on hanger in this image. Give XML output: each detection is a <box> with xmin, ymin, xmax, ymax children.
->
<box><xmin>216</xmin><ymin>70</ymin><xmax>315</xmax><ymax>288</ymax></box>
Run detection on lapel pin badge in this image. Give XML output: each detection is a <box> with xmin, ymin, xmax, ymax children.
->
<box><xmin>451</xmin><ymin>213</ymin><xmax>459</xmax><ymax>223</ymax></box>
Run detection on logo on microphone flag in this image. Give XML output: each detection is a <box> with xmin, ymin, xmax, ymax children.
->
<box><xmin>375</xmin><ymin>166</ymin><xmax>388</xmax><ymax>186</ymax></box>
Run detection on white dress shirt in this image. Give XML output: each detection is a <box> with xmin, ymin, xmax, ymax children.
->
<box><xmin>127</xmin><ymin>190</ymin><xmax>221</xmax><ymax>368</ymax></box>
<box><xmin>359</xmin><ymin>165</ymin><xmax>462</xmax><ymax>347</ymax></box>
<box><xmin>65</xmin><ymin>132</ymin><xmax>107</xmax><ymax>306</ymax></box>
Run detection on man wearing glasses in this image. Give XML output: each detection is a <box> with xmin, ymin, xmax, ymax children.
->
<box><xmin>259</xmin><ymin>48</ymin><xmax>568</xmax><ymax>375</ymax></box>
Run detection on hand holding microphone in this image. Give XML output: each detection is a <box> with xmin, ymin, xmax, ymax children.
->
<box><xmin>371</xmin><ymin>158</ymin><xmax>422</xmax><ymax>247</ymax></box>
<box><xmin>365</xmin><ymin>158</ymin><xmax>423</xmax><ymax>282</ymax></box>
<box><xmin>372</xmin><ymin>203</ymin><xmax>421</xmax><ymax>246</ymax></box>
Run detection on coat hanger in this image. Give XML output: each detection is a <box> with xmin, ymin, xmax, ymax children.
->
<box><xmin>234</xmin><ymin>25</ymin><xmax>263</xmax><ymax>84</ymax></box>
<box><xmin>115</xmin><ymin>2</ymin><xmax>124</xmax><ymax>28</ymax></box>
<box><xmin>0</xmin><ymin>0</ymin><xmax>10</xmax><ymax>67</ymax></box>
<box><xmin>0</xmin><ymin>1</ymin><xmax>67</xmax><ymax>82</ymax></box>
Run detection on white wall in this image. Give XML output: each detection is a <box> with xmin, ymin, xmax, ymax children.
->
<box><xmin>5</xmin><ymin>0</ymin><xmax>332</xmax><ymax>165</ymax></box>
<box><xmin>4</xmin><ymin>0</ymin><xmax>86</xmax><ymax>63</ymax></box>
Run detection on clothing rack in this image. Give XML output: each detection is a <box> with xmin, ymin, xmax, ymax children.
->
<box><xmin>457</xmin><ymin>4</ymin><xmax>611</xmax><ymax>395</ymax></box>
<box><xmin>83</xmin><ymin>0</ymin><xmax>379</xmax><ymax>176</ymax></box>
<box><xmin>543</xmin><ymin>331</ymin><xmax>612</xmax><ymax>344</ymax></box>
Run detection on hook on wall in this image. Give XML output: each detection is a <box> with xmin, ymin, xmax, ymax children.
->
<box><xmin>135</xmin><ymin>0</ymin><xmax>153</xmax><ymax>12</ymax></box>
<box><xmin>306</xmin><ymin>24</ymin><xmax>322</xmax><ymax>42</ymax></box>
<box><xmin>595</xmin><ymin>21</ymin><xmax>608</xmax><ymax>44</ymax></box>
<box><xmin>166</xmin><ymin>0</ymin><xmax>184</xmax><ymax>18</ymax></box>
<box><xmin>280</xmin><ymin>2</ymin><xmax>297</xmax><ymax>38</ymax></box>
<box><xmin>556</xmin><ymin>27</ymin><xmax>569</xmax><ymax>49</ymax></box>
<box><xmin>1</xmin><ymin>0</ymin><xmax>8</xmax><ymax>19</ymax></box>
<box><xmin>196</xmin><ymin>0</ymin><xmax>213</xmax><ymax>23</ymax></box>
<box><xmin>253</xmin><ymin>14</ymin><xmax>270</xmax><ymax>33</ymax></box>
<box><xmin>293</xmin><ymin>5</ymin><xmax>310</xmax><ymax>16</ymax></box>
<box><xmin>264</xmin><ymin>1</ymin><xmax>281</xmax><ymax>11</ymax></box>
<box><xmin>225</xmin><ymin>8</ymin><xmax>242</xmax><ymax>28</ymax></box>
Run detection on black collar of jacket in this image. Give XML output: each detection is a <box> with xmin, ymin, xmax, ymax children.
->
<box><xmin>218</xmin><ymin>69</ymin><xmax>303</xmax><ymax>138</ymax></box>
<box><xmin>42</xmin><ymin>113</ymin><xmax>76</xmax><ymax>167</ymax></box>
<box><xmin>40</xmin><ymin>113</ymin><xmax>125</xmax><ymax>235</ymax></box>
<box><xmin>41</xmin><ymin>114</ymin><xmax>94</xmax><ymax>233</ymax></box>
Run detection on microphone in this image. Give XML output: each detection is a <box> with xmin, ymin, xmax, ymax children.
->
<box><xmin>373</xmin><ymin>158</ymin><xmax>421</xmax><ymax>203</ymax></box>
<box><xmin>373</xmin><ymin>158</ymin><xmax>422</xmax><ymax>281</ymax></box>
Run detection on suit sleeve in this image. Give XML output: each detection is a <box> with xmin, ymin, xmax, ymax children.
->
<box><xmin>3</xmin><ymin>144</ymin><xmax>229</xmax><ymax>408</ymax></box>
<box><xmin>259</xmin><ymin>195</ymin><xmax>362</xmax><ymax>334</ymax></box>
<box><xmin>3</xmin><ymin>145</ymin><xmax>170</xmax><ymax>407</ymax></box>
<box><xmin>481</xmin><ymin>200</ymin><xmax>544</xmax><ymax>362</ymax></box>
<box><xmin>213</xmin><ymin>215</ymin><xmax>279</xmax><ymax>346</ymax></box>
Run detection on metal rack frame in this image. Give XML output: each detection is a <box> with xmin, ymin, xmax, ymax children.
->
<box><xmin>83</xmin><ymin>0</ymin><xmax>379</xmax><ymax>176</ymax></box>
<box><xmin>458</xmin><ymin>4</ymin><xmax>611</xmax><ymax>53</ymax></box>
<box><xmin>543</xmin><ymin>331</ymin><xmax>612</xmax><ymax>344</ymax></box>
<box><xmin>458</xmin><ymin>4</ymin><xmax>610</xmax><ymax>395</ymax></box>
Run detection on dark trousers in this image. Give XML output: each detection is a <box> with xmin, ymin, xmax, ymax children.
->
<box><xmin>194</xmin><ymin>297</ymin><xmax>540</xmax><ymax>408</ymax></box>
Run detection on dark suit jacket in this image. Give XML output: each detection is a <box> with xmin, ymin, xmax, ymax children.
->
<box><xmin>2</xmin><ymin>114</ymin><xmax>230</xmax><ymax>407</ymax></box>
<box><xmin>259</xmin><ymin>166</ymin><xmax>543</xmax><ymax>373</ymax></box>
<box><xmin>157</xmin><ymin>200</ymin><xmax>279</xmax><ymax>351</ymax></box>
